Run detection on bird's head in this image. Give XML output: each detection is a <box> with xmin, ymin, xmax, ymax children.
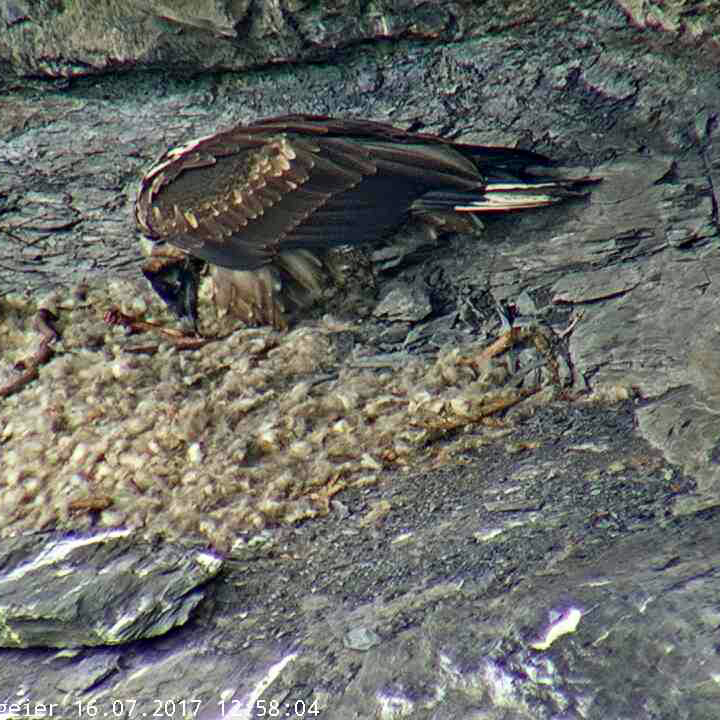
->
<box><xmin>141</xmin><ymin>243</ymin><xmax>203</xmax><ymax>333</ymax></box>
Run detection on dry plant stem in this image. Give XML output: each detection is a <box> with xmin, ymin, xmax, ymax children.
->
<box><xmin>103</xmin><ymin>308</ymin><xmax>210</xmax><ymax>349</ymax></box>
<box><xmin>0</xmin><ymin>309</ymin><xmax>59</xmax><ymax>398</ymax></box>
<box><xmin>558</xmin><ymin>310</ymin><xmax>584</xmax><ymax>339</ymax></box>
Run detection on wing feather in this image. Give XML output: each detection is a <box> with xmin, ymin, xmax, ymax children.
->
<box><xmin>136</xmin><ymin>116</ymin><xmax>556</xmax><ymax>276</ymax></box>
<box><xmin>136</xmin><ymin>115</ymin><xmax>600</xmax><ymax>329</ymax></box>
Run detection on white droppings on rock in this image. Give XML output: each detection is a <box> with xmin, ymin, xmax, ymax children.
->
<box><xmin>70</xmin><ymin>443</ymin><xmax>90</xmax><ymax>466</ymax></box>
<box><xmin>111</xmin><ymin>358</ymin><xmax>138</xmax><ymax>380</ymax></box>
<box><xmin>331</xmin><ymin>419</ymin><xmax>352</xmax><ymax>434</ymax></box>
<box><xmin>188</xmin><ymin>442</ymin><xmax>204</xmax><ymax>464</ymax></box>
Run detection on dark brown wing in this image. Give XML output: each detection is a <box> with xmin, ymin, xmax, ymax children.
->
<box><xmin>252</xmin><ymin>114</ymin><xmax>557</xmax><ymax>179</ymax></box>
<box><xmin>135</xmin><ymin>115</ymin><xmax>594</xmax><ymax>278</ymax></box>
<box><xmin>136</xmin><ymin>116</ymin><xmax>600</xmax><ymax>330</ymax></box>
<box><xmin>135</xmin><ymin>118</ymin><xmax>498</xmax><ymax>272</ymax></box>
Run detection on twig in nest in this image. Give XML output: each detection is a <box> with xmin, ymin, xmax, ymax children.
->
<box><xmin>558</xmin><ymin>310</ymin><xmax>584</xmax><ymax>339</ymax></box>
<box><xmin>68</xmin><ymin>495</ymin><xmax>113</xmax><ymax>513</ymax></box>
<box><xmin>104</xmin><ymin>308</ymin><xmax>210</xmax><ymax>349</ymax></box>
<box><xmin>0</xmin><ymin>309</ymin><xmax>59</xmax><ymax>398</ymax></box>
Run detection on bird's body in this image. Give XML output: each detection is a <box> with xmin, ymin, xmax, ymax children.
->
<box><xmin>136</xmin><ymin>115</ymin><xmax>596</xmax><ymax>329</ymax></box>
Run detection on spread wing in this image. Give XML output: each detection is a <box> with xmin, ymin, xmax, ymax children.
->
<box><xmin>135</xmin><ymin>119</ymin><xmax>486</xmax><ymax>272</ymax></box>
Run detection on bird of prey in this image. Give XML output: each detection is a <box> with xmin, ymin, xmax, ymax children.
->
<box><xmin>135</xmin><ymin>114</ymin><xmax>596</xmax><ymax>330</ymax></box>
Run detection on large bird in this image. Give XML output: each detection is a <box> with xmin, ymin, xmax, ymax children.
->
<box><xmin>135</xmin><ymin>115</ymin><xmax>596</xmax><ymax>330</ymax></box>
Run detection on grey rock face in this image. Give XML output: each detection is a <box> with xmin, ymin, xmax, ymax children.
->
<box><xmin>374</xmin><ymin>282</ymin><xmax>432</xmax><ymax>323</ymax></box>
<box><xmin>0</xmin><ymin>530</ymin><xmax>222</xmax><ymax>648</ymax></box>
<box><xmin>1</xmin><ymin>0</ymin><xmax>720</xmax><ymax>717</ymax></box>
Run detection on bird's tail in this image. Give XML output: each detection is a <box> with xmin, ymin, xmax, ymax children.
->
<box><xmin>414</xmin><ymin>176</ymin><xmax>601</xmax><ymax>214</ymax></box>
